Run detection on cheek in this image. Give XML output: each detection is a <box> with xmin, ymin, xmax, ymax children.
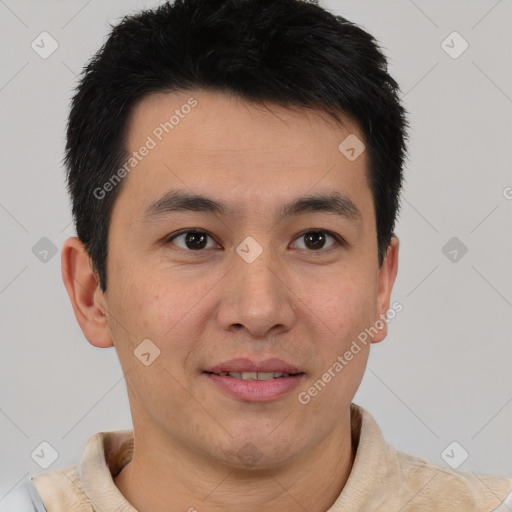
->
<box><xmin>108</xmin><ymin>263</ymin><xmax>213</xmax><ymax>355</ymax></box>
<box><xmin>106</xmin><ymin>268</ymin><xmax>207</xmax><ymax>410</ymax></box>
<box><xmin>300</xmin><ymin>270</ymin><xmax>377</xmax><ymax>347</ymax></box>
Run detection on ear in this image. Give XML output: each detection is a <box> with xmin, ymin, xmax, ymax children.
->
<box><xmin>370</xmin><ymin>236</ymin><xmax>399</xmax><ymax>344</ymax></box>
<box><xmin>61</xmin><ymin>237</ymin><xmax>114</xmax><ymax>348</ymax></box>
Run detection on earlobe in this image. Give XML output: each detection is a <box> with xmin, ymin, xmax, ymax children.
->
<box><xmin>61</xmin><ymin>237</ymin><xmax>114</xmax><ymax>348</ymax></box>
<box><xmin>371</xmin><ymin>236</ymin><xmax>400</xmax><ymax>344</ymax></box>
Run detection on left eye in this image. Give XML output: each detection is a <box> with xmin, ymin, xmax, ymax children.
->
<box><xmin>292</xmin><ymin>230</ymin><xmax>339</xmax><ymax>251</ymax></box>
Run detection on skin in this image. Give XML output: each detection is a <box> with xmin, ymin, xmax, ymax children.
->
<box><xmin>62</xmin><ymin>89</ymin><xmax>399</xmax><ymax>512</ymax></box>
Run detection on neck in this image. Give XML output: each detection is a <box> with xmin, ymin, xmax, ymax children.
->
<box><xmin>114</xmin><ymin>410</ymin><xmax>356</xmax><ymax>512</ymax></box>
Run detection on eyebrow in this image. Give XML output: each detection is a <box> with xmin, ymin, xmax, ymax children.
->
<box><xmin>143</xmin><ymin>189</ymin><xmax>363</xmax><ymax>224</ymax></box>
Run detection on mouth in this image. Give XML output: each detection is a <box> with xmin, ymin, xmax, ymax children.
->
<box><xmin>203</xmin><ymin>358</ymin><xmax>306</xmax><ymax>401</ymax></box>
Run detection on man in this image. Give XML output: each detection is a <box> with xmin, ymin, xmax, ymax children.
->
<box><xmin>4</xmin><ymin>0</ymin><xmax>511</xmax><ymax>510</ymax></box>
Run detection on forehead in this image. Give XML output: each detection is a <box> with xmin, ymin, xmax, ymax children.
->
<box><xmin>119</xmin><ymin>89</ymin><xmax>372</xmax><ymax>220</ymax></box>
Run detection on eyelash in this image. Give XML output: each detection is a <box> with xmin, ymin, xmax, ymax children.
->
<box><xmin>165</xmin><ymin>229</ymin><xmax>346</xmax><ymax>253</ymax></box>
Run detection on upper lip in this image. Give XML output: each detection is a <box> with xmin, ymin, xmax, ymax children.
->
<box><xmin>205</xmin><ymin>358</ymin><xmax>303</xmax><ymax>374</ymax></box>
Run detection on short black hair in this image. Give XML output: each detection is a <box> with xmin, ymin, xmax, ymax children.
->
<box><xmin>65</xmin><ymin>0</ymin><xmax>407</xmax><ymax>292</ymax></box>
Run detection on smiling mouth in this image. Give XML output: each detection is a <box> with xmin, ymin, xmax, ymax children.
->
<box><xmin>205</xmin><ymin>371</ymin><xmax>304</xmax><ymax>381</ymax></box>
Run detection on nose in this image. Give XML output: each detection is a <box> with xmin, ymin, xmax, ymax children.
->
<box><xmin>215</xmin><ymin>242</ymin><xmax>297</xmax><ymax>339</ymax></box>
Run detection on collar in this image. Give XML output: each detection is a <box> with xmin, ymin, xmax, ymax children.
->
<box><xmin>76</xmin><ymin>403</ymin><xmax>395</xmax><ymax>511</ymax></box>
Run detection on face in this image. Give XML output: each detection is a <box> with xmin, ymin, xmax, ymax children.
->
<box><xmin>92</xmin><ymin>89</ymin><xmax>397</xmax><ymax>469</ymax></box>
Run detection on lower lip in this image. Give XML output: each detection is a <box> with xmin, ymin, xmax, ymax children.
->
<box><xmin>204</xmin><ymin>373</ymin><xmax>305</xmax><ymax>402</ymax></box>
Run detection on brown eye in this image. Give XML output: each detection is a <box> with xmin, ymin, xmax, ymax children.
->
<box><xmin>293</xmin><ymin>230</ymin><xmax>339</xmax><ymax>251</ymax></box>
<box><xmin>168</xmin><ymin>230</ymin><xmax>218</xmax><ymax>251</ymax></box>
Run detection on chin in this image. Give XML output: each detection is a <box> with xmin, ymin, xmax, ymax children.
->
<box><xmin>215</xmin><ymin>434</ymin><xmax>303</xmax><ymax>472</ymax></box>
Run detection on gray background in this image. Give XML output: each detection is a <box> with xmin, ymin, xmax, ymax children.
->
<box><xmin>1</xmin><ymin>0</ymin><xmax>511</xmax><ymax>502</ymax></box>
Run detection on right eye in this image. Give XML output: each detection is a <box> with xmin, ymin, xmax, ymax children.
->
<box><xmin>166</xmin><ymin>230</ymin><xmax>221</xmax><ymax>251</ymax></box>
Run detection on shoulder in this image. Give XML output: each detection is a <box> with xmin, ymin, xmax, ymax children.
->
<box><xmin>394</xmin><ymin>449</ymin><xmax>512</xmax><ymax>511</ymax></box>
<box><xmin>345</xmin><ymin>405</ymin><xmax>511</xmax><ymax>511</ymax></box>
<box><xmin>0</xmin><ymin>475</ymin><xmax>48</xmax><ymax>512</ymax></box>
<box><xmin>2</xmin><ymin>464</ymin><xmax>93</xmax><ymax>512</ymax></box>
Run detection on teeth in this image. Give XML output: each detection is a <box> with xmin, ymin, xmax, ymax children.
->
<box><xmin>218</xmin><ymin>371</ymin><xmax>291</xmax><ymax>380</ymax></box>
<box><xmin>256</xmin><ymin>372</ymin><xmax>277</xmax><ymax>381</ymax></box>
